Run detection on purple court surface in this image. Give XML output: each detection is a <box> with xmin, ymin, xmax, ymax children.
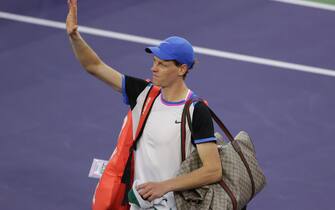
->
<box><xmin>1</xmin><ymin>0</ymin><xmax>335</xmax><ymax>209</ymax></box>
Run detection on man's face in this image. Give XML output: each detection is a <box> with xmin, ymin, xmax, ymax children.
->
<box><xmin>151</xmin><ymin>56</ymin><xmax>181</xmax><ymax>87</ymax></box>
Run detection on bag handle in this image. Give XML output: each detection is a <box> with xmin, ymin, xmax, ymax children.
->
<box><xmin>181</xmin><ymin>98</ymin><xmax>256</xmax><ymax>203</ymax></box>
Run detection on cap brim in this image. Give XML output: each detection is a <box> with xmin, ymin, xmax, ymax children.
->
<box><xmin>145</xmin><ymin>47</ymin><xmax>175</xmax><ymax>61</ymax></box>
<box><xmin>145</xmin><ymin>47</ymin><xmax>153</xmax><ymax>54</ymax></box>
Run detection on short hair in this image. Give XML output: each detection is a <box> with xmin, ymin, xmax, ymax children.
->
<box><xmin>172</xmin><ymin>60</ymin><xmax>195</xmax><ymax>80</ymax></box>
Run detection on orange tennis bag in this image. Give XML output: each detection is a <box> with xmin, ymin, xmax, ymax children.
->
<box><xmin>92</xmin><ymin>85</ymin><xmax>160</xmax><ymax>210</ymax></box>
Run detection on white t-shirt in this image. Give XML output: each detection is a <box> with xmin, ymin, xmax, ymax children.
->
<box><xmin>135</xmin><ymin>90</ymin><xmax>193</xmax><ymax>182</ymax></box>
<box><xmin>122</xmin><ymin>75</ymin><xmax>216</xmax><ymax>209</ymax></box>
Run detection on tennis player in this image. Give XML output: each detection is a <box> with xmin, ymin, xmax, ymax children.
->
<box><xmin>66</xmin><ymin>0</ymin><xmax>223</xmax><ymax>209</ymax></box>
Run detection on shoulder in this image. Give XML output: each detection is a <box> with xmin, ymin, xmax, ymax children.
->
<box><xmin>123</xmin><ymin>75</ymin><xmax>149</xmax><ymax>89</ymax></box>
<box><xmin>190</xmin><ymin>99</ymin><xmax>216</xmax><ymax>144</ymax></box>
<box><xmin>192</xmin><ymin>100</ymin><xmax>210</xmax><ymax>118</ymax></box>
<box><xmin>122</xmin><ymin>75</ymin><xmax>151</xmax><ymax>109</ymax></box>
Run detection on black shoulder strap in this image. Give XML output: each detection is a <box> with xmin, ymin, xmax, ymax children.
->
<box><xmin>133</xmin><ymin>85</ymin><xmax>161</xmax><ymax>150</ymax></box>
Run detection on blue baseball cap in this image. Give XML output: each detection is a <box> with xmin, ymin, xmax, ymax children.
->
<box><xmin>145</xmin><ymin>36</ymin><xmax>195</xmax><ymax>69</ymax></box>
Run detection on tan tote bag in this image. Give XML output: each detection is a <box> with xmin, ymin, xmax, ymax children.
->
<box><xmin>174</xmin><ymin>99</ymin><xmax>266</xmax><ymax>210</ymax></box>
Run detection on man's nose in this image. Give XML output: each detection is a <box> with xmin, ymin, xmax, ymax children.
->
<box><xmin>151</xmin><ymin>64</ymin><xmax>158</xmax><ymax>72</ymax></box>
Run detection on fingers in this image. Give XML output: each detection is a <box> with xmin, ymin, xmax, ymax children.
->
<box><xmin>137</xmin><ymin>184</ymin><xmax>150</xmax><ymax>197</ymax></box>
<box><xmin>67</xmin><ymin>0</ymin><xmax>72</xmax><ymax>9</ymax></box>
<box><xmin>137</xmin><ymin>183</ymin><xmax>153</xmax><ymax>200</ymax></box>
<box><xmin>140</xmin><ymin>189</ymin><xmax>157</xmax><ymax>202</ymax></box>
<box><xmin>136</xmin><ymin>182</ymin><xmax>165</xmax><ymax>202</ymax></box>
<box><xmin>136</xmin><ymin>183</ymin><xmax>146</xmax><ymax>190</ymax></box>
<box><xmin>68</xmin><ymin>0</ymin><xmax>77</xmax><ymax>7</ymax></box>
<box><xmin>66</xmin><ymin>0</ymin><xmax>78</xmax><ymax>35</ymax></box>
<box><xmin>142</xmin><ymin>190</ymin><xmax>151</xmax><ymax>200</ymax></box>
<box><xmin>67</xmin><ymin>0</ymin><xmax>77</xmax><ymax>12</ymax></box>
<box><xmin>148</xmin><ymin>194</ymin><xmax>156</xmax><ymax>202</ymax></box>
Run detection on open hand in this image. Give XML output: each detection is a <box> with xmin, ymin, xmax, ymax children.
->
<box><xmin>66</xmin><ymin>0</ymin><xmax>78</xmax><ymax>35</ymax></box>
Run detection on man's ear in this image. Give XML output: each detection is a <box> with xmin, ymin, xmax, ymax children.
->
<box><xmin>178</xmin><ymin>64</ymin><xmax>188</xmax><ymax>77</ymax></box>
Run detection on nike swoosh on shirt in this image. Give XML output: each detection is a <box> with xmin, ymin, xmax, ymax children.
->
<box><xmin>175</xmin><ymin>120</ymin><xmax>182</xmax><ymax>124</ymax></box>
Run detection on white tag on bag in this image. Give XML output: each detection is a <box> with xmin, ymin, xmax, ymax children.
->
<box><xmin>88</xmin><ymin>158</ymin><xmax>108</xmax><ymax>179</ymax></box>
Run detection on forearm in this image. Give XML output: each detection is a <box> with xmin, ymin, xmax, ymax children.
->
<box><xmin>69</xmin><ymin>31</ymin><xmax>104</xmax><ymax>72</ymax></box>
<box><xmin>163</xmin><ymin>165</ymin><xmax>222</xmax><ymax>193</ymax></box>
<box><xmin>68</xmin><ymin>31</ymin><xmax>123</xmax><ymax>91</ymax></box>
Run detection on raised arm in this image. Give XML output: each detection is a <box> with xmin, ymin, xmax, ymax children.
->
<box><xmin>66</xmin><ymin>0</ymin><xmax>122</xmax><ymax>92</ymax></box>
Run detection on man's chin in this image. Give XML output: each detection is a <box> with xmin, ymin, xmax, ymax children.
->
<box><xmin>152</xmin><ymin>79</ymin><xmax>160</xmax><ymax>86</ymax></box>
<box><xmin>153</xmin><ymin>83</ymin><xmax>162</xmax><ymax>87</ymax></box>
